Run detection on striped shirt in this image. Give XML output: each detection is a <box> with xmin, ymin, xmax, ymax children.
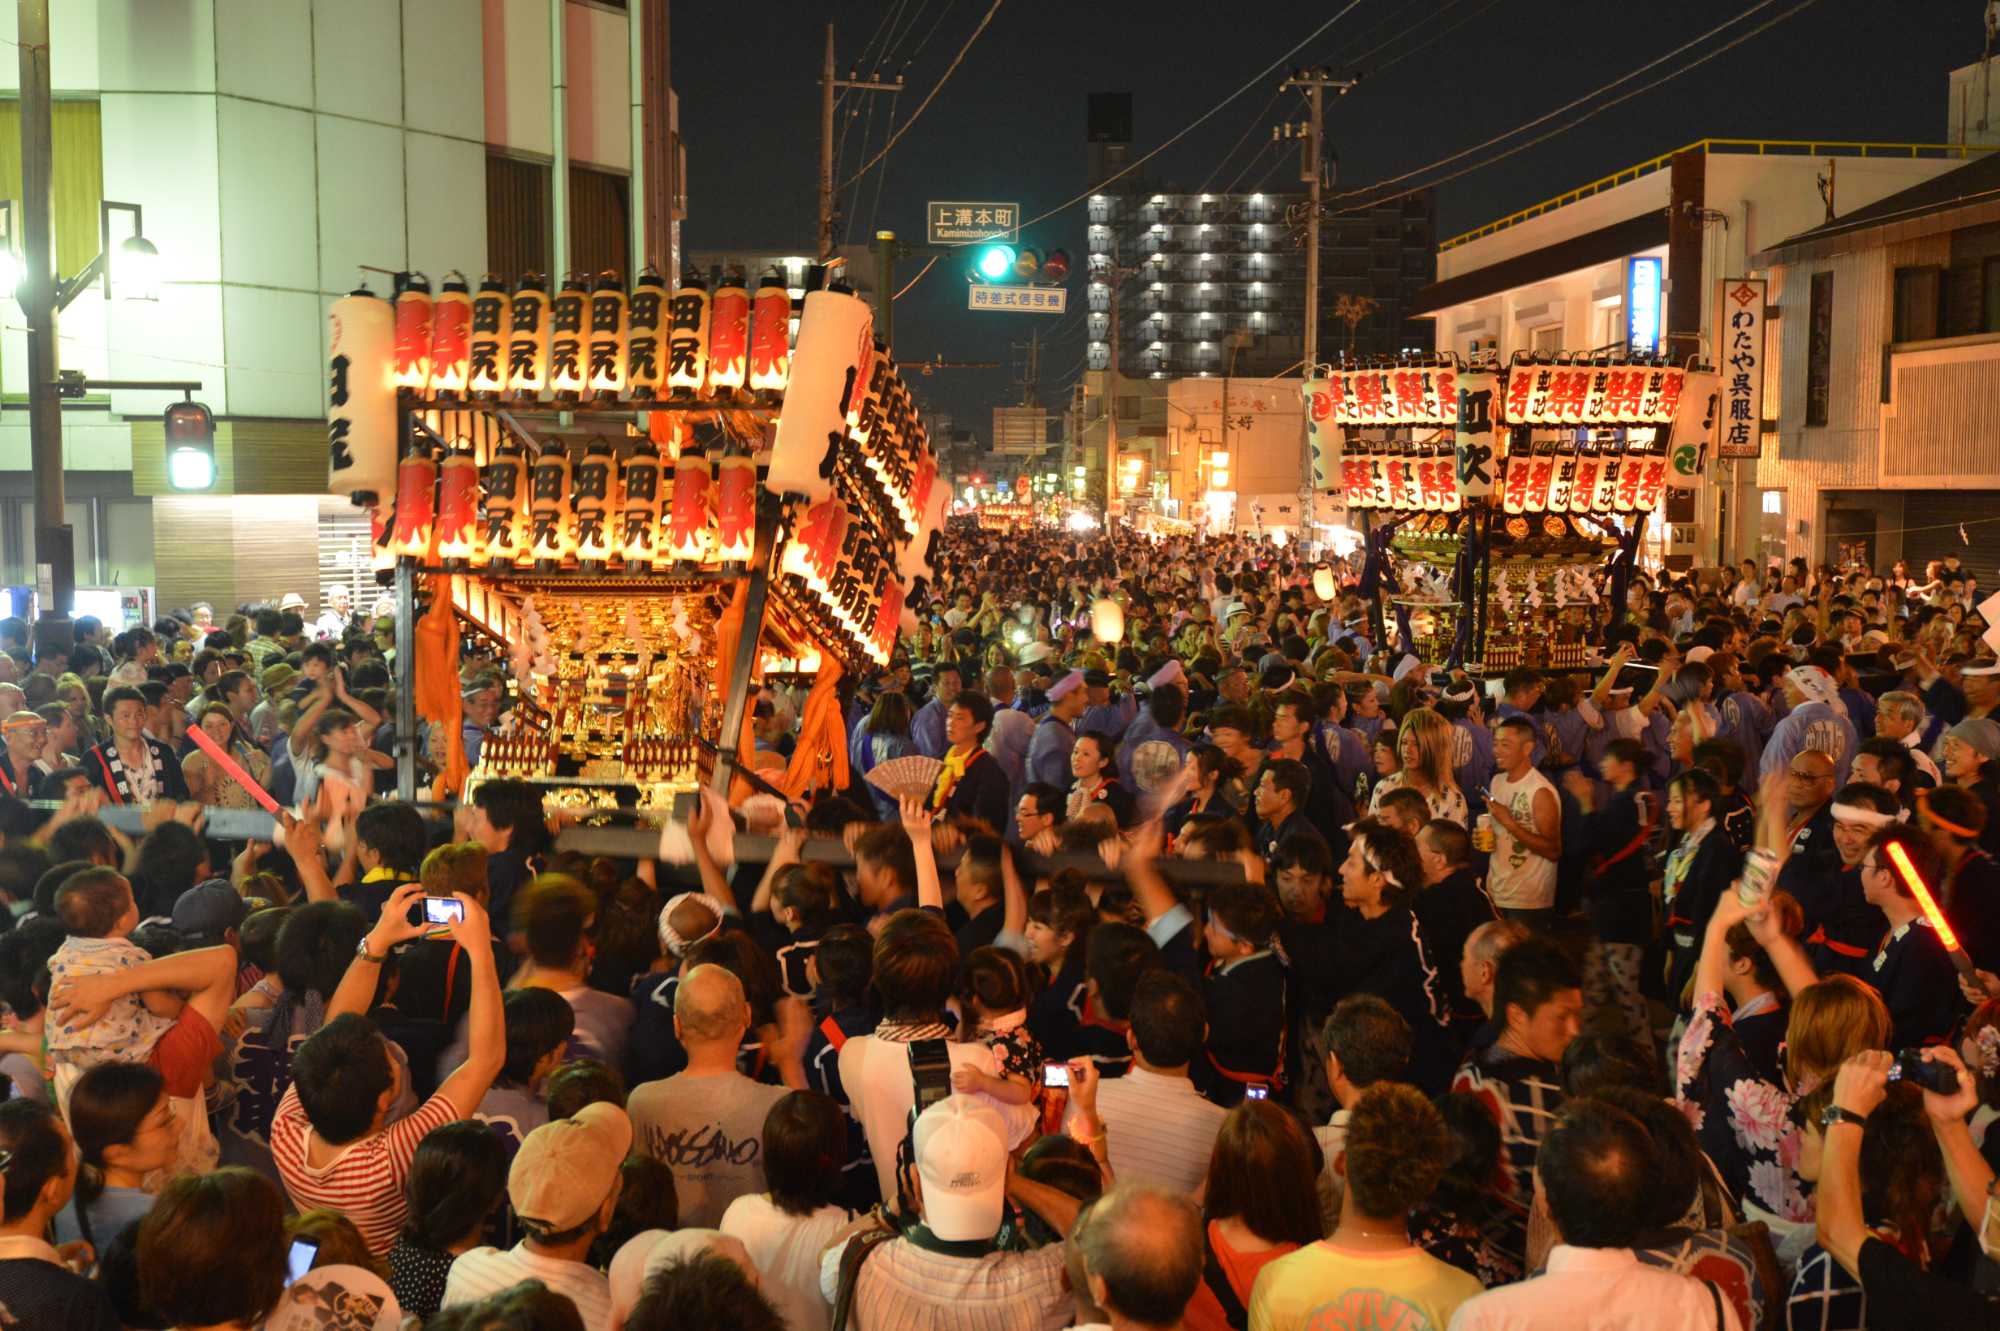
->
<box><xmin>270</xmin><ymin>1084</ymin><xmax>458</xmax><ymax>1255</ymax></box>
<box><xmin>442</xmin><ymin>1244</ymin><xmax>613</xmax><ymax>1331</ymax></box>
<box><xmin>818</xmin><ymin>1231</ymin><xmax>1069</xmax><ymax>1331</ymax></box>
<box><xmin>1093</xmin><ymin>1066</ymin><xmax>1228</xmax><ymax>1197</ymax></box>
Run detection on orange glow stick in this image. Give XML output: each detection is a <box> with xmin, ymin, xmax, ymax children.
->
<box><xmin>1888</xmin><ymin>839</ymin><xmax>1974</xmax><ymax>975</ymax></box>
<box><xmin>182</xmin><ymin>723</ymin><xmax>284</xmax><ymax>816</ymax></box>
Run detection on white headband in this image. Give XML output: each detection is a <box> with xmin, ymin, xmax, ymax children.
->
<box><xmin>657</xmin><ymin>891</ymin><xmax>729</xmax><ymax>958</ymax></box>
<box><xmin>1831</xmin><ymin>802</ymin><xmax>1905</xmax><ymax>828</ymax></box>
<box><xmin>1356</xmin><ymin>835</ymin><xmax>1406</xmax><ymax>890</ymax></box>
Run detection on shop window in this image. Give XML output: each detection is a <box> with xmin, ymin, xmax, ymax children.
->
<box><xmin>487</xmin><ymin>152</ymin><xmax>549</xmax><ymax>278</ymax></box>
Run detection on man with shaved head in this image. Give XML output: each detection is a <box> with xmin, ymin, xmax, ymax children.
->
<box><xmin>1775</xmin><ymin>746</ymin><xmax>1844</xmax><ymax>905</ymax></box>
<box><xmin>627</xmin><ymin>963</ymin><xmax>789</xmax><ymax>1227</ymax></box>
<box><xmin>1075</xmin><ymin>1185</ymin><xmax>1205</xmax><ymax>1331</ymax></box>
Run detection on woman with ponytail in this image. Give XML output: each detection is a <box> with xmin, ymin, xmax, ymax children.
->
<box><xmin>53</xmin><ymin>1061</ymin><xmax>177</xmax><ymax>1258</ymax></box>
<box><xmin>387</xmin><ymin>1120</ymin><xmax>509</xmax><ymax>1320</ymax></box>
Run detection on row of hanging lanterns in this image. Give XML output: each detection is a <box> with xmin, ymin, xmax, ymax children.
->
<box><xmin>380</xmin><ymin>436</ymin><xmax>759</xmax><ymax>572</ymax></box>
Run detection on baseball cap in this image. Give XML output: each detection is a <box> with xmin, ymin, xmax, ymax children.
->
<box><xmin>1947</xmin><ymin>717</ymin><xmax>2000</xmax><ymax>766</ymax></box>
<box><xmin>172</xmin><ymin>878</ymin><xmax>248</xmax><ymax>941</ymax></box>
<box><xmin>509</xmin><ymin>1102</ymin><xmax>634</xmax><ymax>1234</ymax></box>
<box><xmin>913</xmin><ymin>1094</ymin><xmax>1008</xmax><ymax>1241</ymax></box>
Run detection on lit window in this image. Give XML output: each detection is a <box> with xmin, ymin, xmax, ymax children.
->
<box><xmin>1761</xmin><ymin>491</ymin><xmax>1783</xmax><ymax>515</ymax></box>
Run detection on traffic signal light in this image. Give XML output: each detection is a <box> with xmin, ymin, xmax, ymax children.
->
<box><xmin>968</xmin><ymin>244</ymin><xmax>1070</xmax><ymax>285</ymax></box>
<box><xmin>163</xmin><ymin>399</ymin><xmax>216</xmax><ymax>491</ymax></box>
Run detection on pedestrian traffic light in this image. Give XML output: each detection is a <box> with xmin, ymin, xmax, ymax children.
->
<box><xmin>163</xmin><ymin>398</ymin><xmax>216</xmax><ymax>491</ymax></box>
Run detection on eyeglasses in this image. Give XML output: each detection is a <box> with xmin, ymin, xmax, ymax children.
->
<box><xmin>1788</xmin><ymin>769</ymin><xmax>1833</xmax><ymax>781</ymax></box>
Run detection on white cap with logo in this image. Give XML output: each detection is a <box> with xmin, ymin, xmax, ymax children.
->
<box><xmin>914</xmin><ymin>1094</ymin><xmax>1009</xmax><ymax>1241</ymax></box>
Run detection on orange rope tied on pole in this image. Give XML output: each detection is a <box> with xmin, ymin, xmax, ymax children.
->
<box><xmin>778</xmin><ymin>657</ymin><xmax>848</xmax><ymax>799</ymax></box>
<box><xmin>414</xmin><ymin>573</ymin><xmax>468</xmax><ymax>801</ymax></box>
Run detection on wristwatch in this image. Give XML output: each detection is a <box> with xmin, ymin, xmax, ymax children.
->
<box><xmin>1819</xmin><ymin>1105</ymin><xmax>1870</xmax><ymax>1131</ymax></box>
<box><xmin>354</xmin><ymin>935</ymin><xmax>390</xmax><ymax>964</ymax></box>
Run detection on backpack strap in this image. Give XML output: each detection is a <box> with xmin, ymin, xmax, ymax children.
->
<box><xmin>1201</xmin><ymin>1223</ymin><xmax>1249</xmax><ymax>1331</ymax></box>
<box><xmin>1706</xmin><ymin>1278</ymin><xmax>1723</xmax><ymax>1331</ymax></box>
<box><xmin>820</xmin><ymin>1014</ymin><xmax>849</xmax><ymax>1051</ymax></box>
<box><xmin>830</xmin><ymin>1223</ymin><xmax>897</xmax><ymax>1331</ymax></box>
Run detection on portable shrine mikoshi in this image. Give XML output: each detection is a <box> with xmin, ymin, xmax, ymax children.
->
<box><xmin>327</xmin><ymin>266</ymin><xmax>943</xmax><ymax>811</ymax></box>
<box><xmin>1304</xmin><ymin>353</ymin><xmax>1719</xmax><ymax>675</ymax></box>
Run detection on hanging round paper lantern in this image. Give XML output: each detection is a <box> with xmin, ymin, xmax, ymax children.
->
<box><xmin>667</xmin><ymin>448</ymin><xmax>713</xmax><ymax>562</ymax></box>
<box><xmin>587</xmin><ymin>271</ymin><xmax>628</xmax><ymax>399</ymax></box>
<box><xmin>767</xmin><ymin>288</ymin><xmax>870</xmax><ymax>503</ymax></box>
<box><xmin>389</xmin><ymin>446</ymin><xmax>439</xmax><ymax>560</ymax></box>
<box><xmin>618</xmin><ymin>443</ymin><xmax>663</xmax><ymax>569</ymax></box>
<box><xmin>626</xmin><ymin>264</ymin><xmax>667</xmax><ymax>399</ymax></box>
<box><xmin>436</xmin><ymin>446</ymin><xmax>479</xmax><ymax>565</ymax></box>
<box><xmin>393</xmin><ymin>274</ymin><xmax>432</xmax><ymax>390</ymax></box>
<box><xmin>714</xmin><ymin>448</ymin><xmax>756</xmax><ymax>563</ymax></box>
<box><xmin>507</xmin><ymin>274</ymin><xmax>550</xmax><ymax>398</ymax></box>
<box><xmin>480</xmin><ymin>444</ymin><xmax>529</xmax><ymax>567</ymax></box>
<box><xmin>666</xmin><ymin>273</ymin><xmax>710</xmax><ymax>397</ymax></box>
<box><xmin>427</xmin><ymin>271</ymin><xmax>471</xmax><ymax>396</ymax></box>
<box><xmin>529</xmin><ymin>442</ymin><xmax>572</xmax><ymax>567</ymax></box>
<box><xmin>548</xmin><ymin>272</ymin><xmax>589</xmax><ymax>400</ymax></box>
<box><xmin>1312</xmin><ymin>565</ymin><xmax>1337</xmax><ymax>602</ymax></box>
<box><xmin>1091</xmin><ymin>597</ymin><xmax>1124</xmax><ymax>644</ymax></box>
<box><xmin>327</xmin><ymin>285</ymin><xmax>397</xmax><ymax>507</ymax></box>
<box><xmin>572</xmin><ymin>441</ymin><xmax>619</xmax><ymax>566</ymax></box>
<box><xmin>748</xmin><ymin>273</ymin><xmax>791</xmax><ymax>395</ymax></box>
<box><xmin>467</xmin><ymin>275</ymin><xmax>508</xmax><ymax>397</ymax></box>
<box><xmin>707</xmin><ymin>273</ymin><xmax>750</xmax><ymax>394</ymax></box>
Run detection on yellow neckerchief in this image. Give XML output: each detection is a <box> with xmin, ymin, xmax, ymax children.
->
<box><xmin>932</xmin><ymin>743</ymin><xmax>981</xmax><ymax>809</ymax></box>
<box><xmin>361</xmin><ymin>866</ymin><xmax>403</xmax><ymax>882</ymax></box>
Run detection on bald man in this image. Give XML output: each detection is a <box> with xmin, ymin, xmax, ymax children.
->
<box><xmin>0</xmin><ymin>710</ymin><xmax>45</xmax><ymax>798</ymax></box>
<box><xmin>626</xmin><ymin>964</ymin><xmax>789</xmax><ymax>1227</ymax></box>
<box><xmin>1775</xmin><ymin>747</ymin><xmax>1844</xmax><ymax>902</ymax></box>
<box><xmin>1075</xmin><ymin>1185</ymin><xmax>1205</xmax><ymax>1331</ymax></box>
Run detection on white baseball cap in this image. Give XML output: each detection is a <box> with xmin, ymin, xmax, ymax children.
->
<box><xmin>914</xmin><ymin>1094</ymin><xmax>1008</xmax><ymax>1241</ymax></box>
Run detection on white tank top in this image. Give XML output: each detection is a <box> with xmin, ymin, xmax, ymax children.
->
<box><xmin>1486</xmin><ymin>766</ymin><xmax>1559</xmax><ymax>910</ymax></box>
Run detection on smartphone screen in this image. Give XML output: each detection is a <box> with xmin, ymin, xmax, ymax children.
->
<box><xmin>423</xmin><ymin>897</ymin><xmax>466</xmax><ymax>928</ymax></box>
<box><xmin>1042</xmin><ymin>1062</ymin><xmax>1070</xmax><ymax>1088</ymax></box>
<box><xmin>287</xmin><ymin>1238</ymin><xmax>318</xmax><ymax>1285</ymax></box>
<box><xmin>1244</xmin><ymin>1085</ymin><xmax>1269</xmax><ymax>1100</ymax></box>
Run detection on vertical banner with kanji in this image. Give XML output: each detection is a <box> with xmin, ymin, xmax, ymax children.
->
<box><xmin>1303</xmin><ymin>378</ymin><xmax>1337</xmax><ymax>490</ymax></box>
<box><xmin>1453</xmin><ymin>372</ymin><xmax>1498</xmax><ymax>502</ymax></box>
<box><xmin>1714</xmin><ymin>278</ymin><xmax>1766</xmax><ymax>459</ymax></box>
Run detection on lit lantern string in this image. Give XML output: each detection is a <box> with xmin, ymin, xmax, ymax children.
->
<box><xmin>480</xmin><ymin>445</ymin><xmax>529</xmax><ymax>568</ymax></box>
<box><xmin>748</xmin><ymin>273</ymin><xmax>790</xmax><ymax>394</ymax></box>
<box><xmin>573</xmin><ymin>443</ymin><xmax>618</xmax><ymax>565</ymax></box>
<box><xmin>468</xmin><ymin>275</ymin><xmax>508</xmax><ymax>396</ymax></box>
<box><xmin>393</xmin><ymin>275</ymin><xmax>433</xmax><ymax>390</ymax></box>
<box><xmin>668</xmin><ymin>449</ymin><xmax>713</xmax><ymax>562</ymax></box>
<box><xmin>619</xmin><ymin>443</ymin><xmax>663</xmax><ymax>569</ymax></box>
<box><xmin>529</xmin><ymin>443</ymin><xmax>571</xmax><ymax>566</ymax></box>
<box><xmin>708</xmin><ymin>276</ymin><xmax>749</xmax><ymax>393</ymax></box>
<box><xmin>436</xmin><ymin>447</ymin><xmax>479</xmax><ymax>564</ymax></box>
<box><xmin>714</xmin><ymin>451</ymin><xmax>756</xmax><ymax>563</ymax></box>
<box><xmin>666</xmin><ymin>275</ymin><xmax>711</xmax><ymax>397</ymax></box>
<box><xmin>390</xmin><ymin>448</ymin><xmax>439</xmax><ymax>558</ymax></box>
<box><xmin>429</xmin><ymin>272</ymin><xmax>472</xmax><ymax>395</ymax></box>
<box><xmin>508</xmin><ymin>275</ymin><xmax>550</xmax><ymax>397</ymax></box>
<box><xmin>548</xmin><ymin>274</ymin><xmax>589</xmax><ymax>400</ymax></box>
<box><xmin>627</xmin><ymin>265</ymin><xmax>667</xmax><ymax>399</ymax></box>
<box><xmin>588</xmin><ymin>272</ymin><xmax>628</xmax><ymax>398</ymax></box>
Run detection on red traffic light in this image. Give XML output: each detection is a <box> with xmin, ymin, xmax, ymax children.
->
<box><xmin>1043</xmin><ymin>249</ymin><xmax>1070</xmax><ymax>282</ymax></box>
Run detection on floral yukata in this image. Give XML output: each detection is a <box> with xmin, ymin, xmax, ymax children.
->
<box><xmin>1675</xmin><ymin>989</ymin><xmax>1811</xmax><ymax>1225</ymax></box>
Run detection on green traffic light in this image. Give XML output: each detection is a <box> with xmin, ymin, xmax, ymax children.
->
<box><xmin>975</xmin><ymin>244</ymin><xmax>1017</xmax><ymax>281</ymax></box>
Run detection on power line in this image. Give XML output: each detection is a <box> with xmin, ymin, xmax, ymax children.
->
<box><xmin>1328</xmin><ymin>0</ymin><xmax>1794</xmax><ymax>208</ymax></box>
<box><xmin>903</xmin><ymin>0</ymin><xmax>962</xmax><ymax>63</ymax></box>
<box><xmin>1356</xmin><ymin>0</ymin><xmax>1502</xmax><ymax>80</ymax></box>
<box><xmin>1197</xmin><ymin>86</ymin><xmax>1285</xmax><ymax>194</ymax></box>
<box><xmin>892</xmin><ymin>255</ymin><xmax>941</xmax><ymax>301</ymax></box>
<box><xmin>1013</xmin><ymin>0</ymin><xmax>1371</xmax><ymax>232</ymax></box>
<box><xmin>838</xmin><ymin>0</ymin><xmax>1004</xmax><ymax>191</ymax></box>
<box><xmin>1222</xmin><ymin>135</ymin><xmax>1283</xmax><ymax>195</ymax></box>
<box><xmin>1341</xmin><ymin>0</ymin><xmax>1471</xmax><ymax>73</ymax></box>
<box><xmin>1325</xmin><ymin>0</ymin><xmax>1823</xmax><ymax>218</ymax></box>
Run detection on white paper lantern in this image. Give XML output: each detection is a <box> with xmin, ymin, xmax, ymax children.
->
<box><xmin>1312</xmin><ymin>566</ymin><xmax>1337</xmax><ymax>601</ymax></box>
<box><xmin>766</xmin><ymin>288</ymin><xmax>872</xmax><ymax>502</ymax></box>
<box><xmin>1091</xmin><ymin>597</ymin><xmax>1124</xmax><ymax>644</ymax></box>
<box><xmin>327</xmin><ymin>288</ymin><xmax>397</xmax><ymax>506</ymax></box>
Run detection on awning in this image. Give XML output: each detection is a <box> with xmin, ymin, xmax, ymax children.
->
<box><xmin>1409</xmin><ymin>212</ymin><xmax>1669</xmax><ymax>316</ymax></box>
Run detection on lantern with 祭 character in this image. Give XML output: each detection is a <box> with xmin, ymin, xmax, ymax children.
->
<box><xmin>748</xmin><ymin>272</ymin><xmax>790</xmax><ymax>394</ymax></box>
<box><xmin>429</xmin><ymin>272</ymin><xmax>472</xmax><ymax>395</ymax></box>
<box><xmin>707</xmin><ymin>273</ymin><xmax>750</xmax><ymax>394</ymax></box>
<box><xmin>782</xmin><ymin>496</ymin><xmax>848</xmax><ymax>594</ymax></box>
<box><xmin>666</xmin><ymin>273</ymin><xmax>710</xmax><ymax>397</ymax></box>
<box><xmin>572</xmin><ymin>441</ymin><xmax>618</xmax><ymax>566</ymax></box>
<box><xmin>393</xmin><ymin>274</ymin><xmax>433</xmax><ymax>390</ymax></box>
<box><xmin>667</xmin><ymin>446</ymin><xmax>713</xmax><ymax>562</ymax></box>
<box><xmin>507</xmin><ymin>275</ymin><xmax>550</xmax><ymax>397</ymax></box>
<box><xmin>480</xmin><ymin>443</ymin><xmax>530</xmax><ymax>567</ymax></box>
<box><xmin>714</xmin><ymin>446</ymin><xmax>756</xmax><ymax>563</ymax></box>
<box><xmin>529</xmin><ymin>442</ymin><xmax>572</xmax><ymax>567</ymax></box>
<box><xmin>436</xmin><ymin>445</ymin><xmax>480</xmax><ymax>565</ymax></box>
<box><xmin>619</xmin><ymin>442</ymin><xmax>664</xmax><ymax>569</ymax></box>
<box><xmin>626</xmin><ymin>265</ymin><xmax>667</xmax><ymax>399</ymax></box>
<box><xmin>327</xmin><ymin>285</ymin><xmax>397</xmax><ymax>507</ymax></box>
<box><xmin>467</xmin><ymin>275</ymin><xmax>509</xmax><ymax>397</ymax></box>
<box><xmin>390</xmin><ymin>444</ymin><xmax>439</xmax><ymax>559</ymax></box>
<box><xmin>588</xmin><ymin>272</ymin><xmax>628</xmax><ymax>399</ymax></box>
<box><xmin>548</xmin><ymin>273</ymin><xmax>589</xmax><ymax>400</ymax></box>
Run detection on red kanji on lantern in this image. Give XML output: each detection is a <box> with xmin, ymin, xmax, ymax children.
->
<box><xmin>792</xmin><ymin>498</ymin><xmax>848</xmax><ymax>588</ymax></box>
<box><xmin>667</xmin><ymin>453</ymin><xmax>713</xmax><ymax>561</ymax></box>
<box><xmin>872</xmin><ymin>577</ymin><xmax>905</xmax><ymax>658</ymax></box>
<box><xmin>715</xmin><ymin>453</ymin><xmax>755</xmax><ymax>561</ymax></box>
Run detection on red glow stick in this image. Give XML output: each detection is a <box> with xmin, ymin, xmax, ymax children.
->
<box><xmin>181</xmin><ymin>724</ymin><xmax>284</xmax><ymax>816</ymax></box>
<box><xmin>1888</xmin><ymin>839</ymin><xmax>1974</xmax><ymax>976</ymax></box>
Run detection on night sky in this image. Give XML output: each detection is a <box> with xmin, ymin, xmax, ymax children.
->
<box><xmin>671</xmin><ymin>0</ymin><xmax>1978</xmax><ymax>435</ymax></box>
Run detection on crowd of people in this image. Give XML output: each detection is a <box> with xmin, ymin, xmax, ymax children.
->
<box><xmin>0</xmin><ymin>527</ymin><xmax>1994</xmax><ymax>1331</ymax></box>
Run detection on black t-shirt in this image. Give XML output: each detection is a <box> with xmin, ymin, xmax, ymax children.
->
<box><xmin>1413</xmin><ymin>868</ymin><xmax>1497</xmax><ymax>1021</ymax></box>
<box><xmin>1859</xmin><ymin>1234</ymin><xmax>2000</xmax><ymax>1331</ymax></box>
<box><xmin>954</xmin><ymin>903</ymin><xmax>1004</xmax><ymax>958</ymax></box>
<box><xmin>1200</xmin><ymin>950</ymin><xmax>1286</xmax><ymax>1105</ymax></box>
<box><xmin>0</xmin><ymin>1256</ymin><xmax>120</xmax><ymax>1331</ymax></box>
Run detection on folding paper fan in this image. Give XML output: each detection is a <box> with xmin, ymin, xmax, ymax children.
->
<box><xmin>865</xmin><ymin>754</ymin><xmax>945</xmax><ymax>801</ymax></box>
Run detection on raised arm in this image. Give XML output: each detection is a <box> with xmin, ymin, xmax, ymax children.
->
<box><xmin>749</xmin><ymin>826</ymin><xmax>805</xmax><ymax>918</ymax></box>
<box><xmin>432</xmin><ymin>893</ymin><xmax>505</xmax><ymax>1117</ymax></box>
<box><xmin>289</xmin><ymin>681</ymin><xmax>333</xmax><ymax>761</ymax></box>
<box><xmin>328</xmin><ymin>883</ymin><xmax>431</xmax><ymax>1021</ymax></box>
<box><xmin>999</xmin><ymin>840</ymin><xmax>1028</xmax><ymax>940</ymax></box>
<box><xmin>899</xmin><ymin>794</ymin><xmax>945</xmax><ymax>913</ymax></box>
<box><xmin>686</xmin><ymin>795</ymin><xmax>739</xmax><ymax>912</ymax></box>
<box><xmin>1123</xmin><ymin>818</ymin><xmax>1178</xmax><ymax>927</ymax></box>
<box><xmin>1818</xmin><ymin>1052</ymin><xmax>1894</xmax><ymax>1278</ymax></box>
<box><xmin>1590</xmin><ymin>643</ymin><xmax>1633</xmax><ymax>710</ymax></box>
<box><xmin>331</xmin><ymin>666</ymin><xmax>382</xmax><ymax>729</ymax></box>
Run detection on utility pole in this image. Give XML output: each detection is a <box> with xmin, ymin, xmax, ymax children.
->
<box><xmin>20</xmin><ymin>0</ymin><xmax>70</xmax><ymax>637</ymax></box>
<box><xmin>1282</xmin><ymin>67</ymin><xmax>1352</xmax><ymax>546</ymax></box>
<box><xmin>819</xmin><ymin>23</ymin><xmax>903</xmax><ymax>262</ymax></box>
